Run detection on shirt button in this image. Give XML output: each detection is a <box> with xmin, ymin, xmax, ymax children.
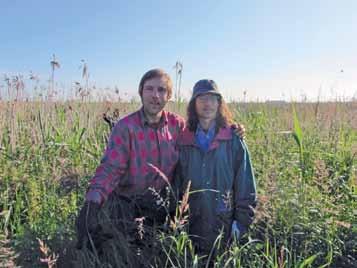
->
<box><xmin>202</xmin><ymin>163</ymin><xmax>206</xmax><ymax>167</ymax></box>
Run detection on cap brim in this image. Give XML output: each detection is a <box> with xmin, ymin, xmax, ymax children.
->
<box><xmin>192</xmin><ymin>91</ymin><xmax>221</xmax><ymax>99</ymax></box>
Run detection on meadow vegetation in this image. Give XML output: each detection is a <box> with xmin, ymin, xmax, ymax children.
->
<box><xmin>0</xmin><ymin>99</ymin><xmax>356</xmax><ymax>267</ymax></box>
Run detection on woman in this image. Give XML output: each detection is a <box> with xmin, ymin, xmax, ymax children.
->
<box><xmin>176</xmin><ymin>79</ymin><xmax>257</xmax><ymax>255</ymax></box>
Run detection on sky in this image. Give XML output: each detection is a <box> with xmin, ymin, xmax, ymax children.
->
<box><xmin>0</xmin><ymin>0</ymin><xmax>356</xmax><ymax>101</ymax></box>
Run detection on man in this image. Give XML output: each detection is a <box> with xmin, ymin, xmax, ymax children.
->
<box><xmin>176</xmin><ymin>79</ymin><xmax>257</xmax><ymax>257</ymax></box>
<box><xmin>75</xmin><ymin>70</ymin><xmax>245</xmax><ymax>264</ymax></box>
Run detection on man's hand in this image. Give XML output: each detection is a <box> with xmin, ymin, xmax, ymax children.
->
<box><xmin>231</xmin><ymin>123</ymin><xmax>246</xmax><ymax>139</ymax></box>
<box><xmin>76</xmin><ymin>201</ymin><xmax>101</xmax><ymax>249</ymax></box>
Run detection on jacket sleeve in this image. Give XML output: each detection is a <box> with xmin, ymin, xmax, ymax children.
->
<box><xmin>85</xmin><ymin>121</ymin><xmax>130</xmax><ymax>205</ymax></box>
<box><xmin>233</xmin><ymin>138</ymin><xmax>257</xmax><ymax>228</ymax></box>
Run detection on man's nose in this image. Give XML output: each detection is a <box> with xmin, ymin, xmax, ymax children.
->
<box><xmin>152</xmin><ymin>89</ymin><xmax>160</xmax><ymax>98</ymax></box>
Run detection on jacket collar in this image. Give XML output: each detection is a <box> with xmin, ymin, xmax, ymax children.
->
<box><xmin>178</xmin><ymin>125</ymin><xmax>232</xmax><ymax>150</ymax></box>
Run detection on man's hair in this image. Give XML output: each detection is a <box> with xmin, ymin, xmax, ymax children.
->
<box><xmin>187</xmin><ymin>96</ymin><xmax>234</xmax><ymax>132</ymax></box>
<box><xmin>138</xmin><ymin>69</ymin><xmax>173</xmax><ymax>99</ymax></box>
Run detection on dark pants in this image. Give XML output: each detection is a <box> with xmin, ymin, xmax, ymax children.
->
<box><xmin>86</xmin><ymin>191</ymin><xmax>168</xmax><ymax>267</ymax></box>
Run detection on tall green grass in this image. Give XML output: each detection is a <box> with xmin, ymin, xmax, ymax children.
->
<box><xmin>0</xmin><ymin>100</ymin><xmax>356</xmax><ymax>267</ymax></box>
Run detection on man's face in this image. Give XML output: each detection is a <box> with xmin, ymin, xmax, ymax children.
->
<box><xmin>195</xmin><ymin>93</ymin><xmax>219</xmax><ymax>121</ymax></box>
<box><xmin>142</xmin><ymin>76</ymin><xmax>169</xmax><ymax>117</ymax></box>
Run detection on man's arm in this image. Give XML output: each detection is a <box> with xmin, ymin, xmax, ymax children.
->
<box><xmin>76</xmin><ymin>121</ymin><xmax>130</xmax><ymax>249</ymax></box>
<box><xmin>86</xmin><ymin>121</ymin><xmax>130</xmax><ymax>205</ymax></box>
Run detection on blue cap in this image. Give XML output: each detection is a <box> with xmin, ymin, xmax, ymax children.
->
<box><xmin>191</xmin><ymin>79</ymin><xmax>221</xmax><ymax>100</ymax></box>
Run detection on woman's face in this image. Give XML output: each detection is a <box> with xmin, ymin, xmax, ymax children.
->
<box><xmin>195</xmin><ymin>93</ymin><xmax>219</xmax><ymax>121</ymax></box>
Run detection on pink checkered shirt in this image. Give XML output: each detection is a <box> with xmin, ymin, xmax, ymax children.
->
<box><xmin>86</xmin><ymin>108</ymin><xmax>185</xmax><ymax>204</ymax></box>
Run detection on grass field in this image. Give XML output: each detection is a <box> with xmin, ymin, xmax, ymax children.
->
<box><xmin>0</xmin><ymin>100</ymin><xmax>356</xmax><ymax>267</ymax></box>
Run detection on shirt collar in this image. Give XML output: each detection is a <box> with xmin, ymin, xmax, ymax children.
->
<box><xmin>195</xmin><ymin>122</ymin><xmax>216</xmax><ymax>152</ymax></box>
<box><xmin>195</xmin><ymin>121</ymin><xmax>216</xmax><ymax>137</ymax></box>
<box><xmin>139</xmin><ymin>107</ymin><xmax>168</xmax><ymax>128</ymax></box>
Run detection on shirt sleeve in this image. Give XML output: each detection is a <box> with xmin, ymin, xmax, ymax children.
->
<box><xmin>85</xmin><ymin>121</ymin><xmax>130</xmax><ymax>205</ymax></box>
<box><xmin>233</xmin><ymin>137</ymin><xmax>257</xmax><ymax>228</ymax></box>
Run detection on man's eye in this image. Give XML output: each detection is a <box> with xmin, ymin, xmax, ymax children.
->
<box><xmin>144</xmin><ymin>87</ymin><xmax>153</xmax><ymax>91</ymax></box>
<box><xmin>158</xmin><ymin>87</ymin><xmax>167</xmax><ymax>93</ymax></box>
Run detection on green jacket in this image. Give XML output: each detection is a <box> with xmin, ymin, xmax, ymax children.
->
<box><xmin>176</xmin><ymin>126</ymin><xmax>257</xmax><ymax>250</ymax></box>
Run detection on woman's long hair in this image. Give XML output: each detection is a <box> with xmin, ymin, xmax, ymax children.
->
<box><xmin>187</xmin><ymin>97</ymin><xmax>234</xmax><ymax>132</ymax></box>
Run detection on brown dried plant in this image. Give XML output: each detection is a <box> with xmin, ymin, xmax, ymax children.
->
<box><xmin>37</xmin><ymin>238</ymin><xmax>58</xmax><ymax>268</ymax></box>
<box><xmin>49</xmin><ymin>54</ymin><xmax>60</xmax><ymax>101</ymax></box>
<box><xmin>170</xmin><ymin>181</ymin><xmax>191</xmax><ymax>232</ymax></box>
